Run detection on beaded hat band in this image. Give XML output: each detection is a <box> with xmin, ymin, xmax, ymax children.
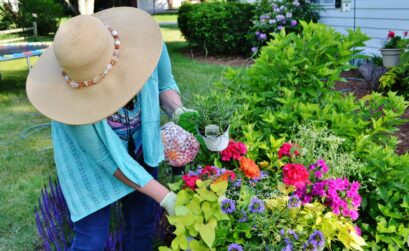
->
<box><xmin>61</xmin><ymin>25</ymin><xmax>120</xmax><ymax>88</ymax></box>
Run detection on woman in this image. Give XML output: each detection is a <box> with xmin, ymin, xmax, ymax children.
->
<box><xmin>26</xmin><ymin>7</ymin><xmax>189</xmax><ymax>250</ymax></box>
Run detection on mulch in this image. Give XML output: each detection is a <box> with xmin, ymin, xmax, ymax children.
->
<box><xmin>183</xmin><ymin>51</ymin><xmax>409</xmax><ymax>155</ymax></box>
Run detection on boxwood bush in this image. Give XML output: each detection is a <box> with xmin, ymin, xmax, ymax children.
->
<box><xmin>178</xmin><ymin>2</ymin><xmax>255</xmax><ymax>55</ymax></box>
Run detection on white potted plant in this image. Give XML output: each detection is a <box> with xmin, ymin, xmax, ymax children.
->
<box><xmin>380</xmin><ymin>30</ymin><xmax>407</xmax><ymax>67</ymax></box>
<box><xmin>191</xmin><ymin>91</ymin><xmax>236</xmax><ymax>152</ymax></box>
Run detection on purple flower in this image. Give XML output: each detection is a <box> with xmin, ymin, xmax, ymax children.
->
<box><xmin>288</xmin><ymin>195</ymin><xmax>301</xmax><ymax>208</ymax></box>
<box><xmin>251</xmin><ymin>47</ymin><xmax>258</xmax><ymax>54</ymax></box>
<box><xmin>238</xmin><ymin>209</ymin><xmax>247</xmax><ymax>223</ymax></box>
<box><xmin>255</xmin><ymin>31</ymin><xmax>261</xmax><ymax>36</ymax></box>
<box><xmin>248</xmin><ymin>197</ymin><xmax>265</xmax><ymax>213</ymax></box>
<box><xmin>291</xmin><ymin>20</ymin><xmax>298</xmax><ymax>27</ymax></box>
<box><xmin>259</xmin><ymin>33</ymin><xmax>267</xmax><ymax>40</ymax></box>
<box><xmin>280</xmin><ymin>228</ymin><xmax>285</xmax><ymax>235</ymax></box>
<box><xmin>288</xmin><ymin>229</ymin><xmax>299</xmax><ymax>240</ymax></box>
<box><xmin>354</xmin><ymin>226</ymin><xmax>362</xmax><ymax>236</ymax></box>
<box><xmin>277</xmin><ymin>25</ymin><xmax>284</xmax><ymax>31</ymax></box>
<box><xmin>269</xmin><ymin>19</ymin><xmax>277</xmax><ymax>24</ymax></box>
<box><xmin>306</xmin><ymin>230</ymin><xmax>325</xmax><ymax>249</ymax></box>
<box><xmin>282</xmin><ymin>237</ymin><xmax>293</xmax><ymax>251</ymax></box>
<box><xmin>314</xmin><ymin>171</ymin><xmax>323</xmax><ymax>179</ymax></box>
<box><xmin>276</xmin><ymin>15</ymin><xmax>285</xmax><ymax>22</ymax></box>
<box><xmin>286</xmin><ymin>12</ymin><xmax>293</xmax><ymax>18</ymax></box>
<box><xmin>221</xmin><ymin>199</ymin><xmax>236</xmax><ymax>214</ymax></box>
<box><xmin>228</xmin><ymin>243</ymin><xmax>243</xmax><ymax>251</ymax></box>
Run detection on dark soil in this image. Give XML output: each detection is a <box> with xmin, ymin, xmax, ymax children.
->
<box><xmin>181</xmin><ymin>51</ymin><xmax>409</xmax><ymax>154</ymax></box>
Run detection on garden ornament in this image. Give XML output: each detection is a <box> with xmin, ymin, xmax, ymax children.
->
<box><xmin>26</xmin><ymin>7</ymin><xmax>163</xmax><ymax>125</ymax></box>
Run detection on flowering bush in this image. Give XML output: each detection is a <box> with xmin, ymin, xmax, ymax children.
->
<box><xmin>383</xmin><ymin>30</ymin><xmax>408</xmax><ymax>49</ymax></box>
<box><xmin>160</xmin><ymin>142</ymin><xmax>366</xmax><ymax>250</ymax></box>
<box><xmin>250</xmin><ymin>0</ymin><xmax>319</xmax><ymax>54</ymax></box>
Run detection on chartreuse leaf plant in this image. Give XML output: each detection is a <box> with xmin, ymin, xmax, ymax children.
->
<box><xmin>159</xmin><ymin>180</ymin><xmax>229</xmax><ymax>251</ymax></box>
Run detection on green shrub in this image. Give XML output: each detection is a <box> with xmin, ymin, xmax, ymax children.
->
<box><xmin>379</xmin><ymin>63</ymin><xmax>409</xmax><ymax>97</ymax></box>
<box><xmin>19</xmin><ymin>0</ymin><xmax>64</xmax><ymax>35</ymax></box>
<box><xmin>177</xmin><ymin>2</ymin><xmax>255</xmax><ymax>55</ymax></box>
<box><xmin>0</xmin><ymin>3</ymin><xmax>18</xmax><ymax>30</ymax></box>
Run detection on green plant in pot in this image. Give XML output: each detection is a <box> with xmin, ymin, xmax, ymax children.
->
<box><xmin>380</xmin><ymin>30</ymin><xmax>407</xmax><ymax>67</ymax></box>
<box><xmin>179</xmin><ymin>90</ymin><xmax>237</xmax><ymax>152</ymax></box>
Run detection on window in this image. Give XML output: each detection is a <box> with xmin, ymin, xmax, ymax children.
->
<box><xmin>312</xmin><ymin>0</ymin><xmax>341</xmax><ymax>8</ymax></box>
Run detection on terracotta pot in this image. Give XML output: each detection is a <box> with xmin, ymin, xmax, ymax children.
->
<box><xmin>380</xmin><ymin>48</ymin><xmax>402</xmax><ymax>67</ymax></box>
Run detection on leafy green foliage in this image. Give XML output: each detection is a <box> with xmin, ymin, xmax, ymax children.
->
<box><xmin>160</xmin><ymin>180</ymin><xmax>229</xmax><ymax>250</ymax></box>
<box><xmin>177</xmin><ymin>2</ymin><xmax>255</xmax><ymax>55</ymax></box>
<box><xmin>379</xmin><ymin>63</ymin><xmax>409</xmax><ymax>97</ymax></box>
<box><xmin>234</xmin><ymin>21</ymin><xmax>368</xmax><ymax>100</ymax></box>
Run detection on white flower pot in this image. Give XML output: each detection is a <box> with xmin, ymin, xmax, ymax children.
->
<box><xmin>200</xmin><ymin>125</ymin><xmax>230</xmax><ymax>152</ymax></box>
<box><xmin>380</xmin><ymin>48</ymin><xmax>402</xmax><ymax>67</ymax></box>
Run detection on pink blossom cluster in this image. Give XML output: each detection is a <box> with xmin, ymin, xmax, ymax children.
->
<box><xmin>295</xmin><ymin>174</ymin><xmax>361</xmax><ymax>220</ymax></box>
<box><xmin>220</xmin><ymin>140</ymin><xmax>247</xmax><ymax>161</ymax></box>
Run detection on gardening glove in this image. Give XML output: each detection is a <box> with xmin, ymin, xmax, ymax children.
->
<box><xmin>172</xmin><ymin>106</ymin><xmax>198</xmax><ymax>123</ymax></box>
<box><xmin>160</xmin><ymin>191</ymin><xmax>177</xmax><ymax>216</ymax></box>
<box><xmin>172</xmin><ymin>107</ymin><xmax>200</xmax><ymax>134</ymax></box>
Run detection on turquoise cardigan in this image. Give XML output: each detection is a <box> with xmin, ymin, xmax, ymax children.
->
<box><xmin>52</xmin><ymin>44</ymin><xmax>179</xmax><ymax>222</ymax></box>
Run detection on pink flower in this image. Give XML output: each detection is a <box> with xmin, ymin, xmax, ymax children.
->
<box><xmin>182</xmin><ymin>174</ymin><xmax>200</xmax><ymax>190</ymax></box>
<box><xmin>278</xmin><ymin>143</ymin><xmax>300</xmax><ymax>159</ymax></box>
<box><xmin>220</xmin><ymin>140</ymin><xmax>247</xmax><ymax>162</ymax></box>
<box><xmin>283</xmin><ymin>163</ymin><xmax>310</xmax><ymax>188</ymax></box>
<box><xmin>404</xmin><ymin>31</ymin><xmax>408</xmax><ymax>37</ymax></box>
<box><xmin>354</xmin><ymin>226</ymin><xmax>362</xmax><ymax>236</ymax></box>
<box><xmin>388</xmin><ymin>30</ymin><xmax>395</xmax><ymax>38</ymax></box>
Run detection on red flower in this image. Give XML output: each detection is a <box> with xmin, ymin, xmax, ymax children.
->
<box><xmin>278</xmin><ymin>143</ymin><xmax>300</xmax><ymax>159</ymax></box>
<box><xmin>404</xmin><ymin>31</ymin><xmax>408</xmax><ymax>37</ymax></box>
<box><xmin>182</xmin><ymin>174</ymin><xmax>200</xmax><ymax>190</ymax></box>
<box><xmin>200</xmin><ymin>165</ymin><xmax>218</xmax><ymax>176</ymax></box>
<box><xmin>221</xmin><ymin>140</ymin><xmax>248</xmax><ymax>162</ymax></box>
<box><xmin>388</xmin><ymin>31</ymin><xmax>395</xmax><ymax>38</ymax></box>
<box><xmin>283</xmin><ymin>163</ymin><xmax>310</xmax><ymax>188</ymax></box>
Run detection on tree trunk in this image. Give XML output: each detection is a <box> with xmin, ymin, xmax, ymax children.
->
<box><xmin>78</xmin><ymin>0</ymin><xmax>95</xmax><ymax>14</ymax></box>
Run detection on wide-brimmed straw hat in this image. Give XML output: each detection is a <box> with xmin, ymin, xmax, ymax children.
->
<box><xmin>26</xmin><ymin>7</ymin><xmax>163</xmax><ymax>125</ymax></box>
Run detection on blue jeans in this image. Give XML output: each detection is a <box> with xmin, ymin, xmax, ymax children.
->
<box><xmin>70</xmin><ymin>163</ymin><xmax>158</xmax><ymax>251</ymax></box>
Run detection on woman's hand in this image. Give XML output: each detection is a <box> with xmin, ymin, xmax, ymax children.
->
<box><xmin>160</xmin><ymin>191</ymin><xmax>177</xmax><ymax>216</ymax></box>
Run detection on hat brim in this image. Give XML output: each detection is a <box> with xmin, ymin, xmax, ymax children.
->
<box><xmin>26</xmin><ymin>7</ymin><xmax>163</xmax><ymax>125</ymax></box>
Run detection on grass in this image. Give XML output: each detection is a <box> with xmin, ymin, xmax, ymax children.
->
<box><xmin>152</xmin><ymin>13</ymin><xmax>178</xmax><ymax>23</ymax></box>
<box><xmin>0</xmin><ymin>23</ymin><xmax>232</xmax><ymax>250</ymax></box>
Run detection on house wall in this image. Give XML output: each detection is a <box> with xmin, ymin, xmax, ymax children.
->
<box><xmin>318</xmin><ymin>0</ymin><xmax>409</xmax><ymax>55</ymax></box>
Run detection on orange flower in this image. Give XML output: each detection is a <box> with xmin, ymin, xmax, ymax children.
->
<box><xmin>239</xmin><ymin>157</ymin><xmax>260</xmax><ymax>179</ymax></box>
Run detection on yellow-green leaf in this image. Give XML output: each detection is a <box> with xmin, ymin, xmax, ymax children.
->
<box><xmin>210</xmin><ymin>181</ymin><xmax>228</xmax><ymax>196</ymax></box>
<box><xmin>198</xmin><ymin>219</ymin><xmax>217</xmax><ymax>248</ymax></box>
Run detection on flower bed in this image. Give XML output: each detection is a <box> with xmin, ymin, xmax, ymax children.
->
<box><xmin>160</xmin><ymin>141</ymin><xmax>366</xmax><ymax>250</ymax></box>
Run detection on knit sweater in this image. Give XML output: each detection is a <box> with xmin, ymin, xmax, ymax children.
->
<box><xmin>51</xmin><ymin>43</ymin><xmax>179</xmax><ymax>222</ymax></box>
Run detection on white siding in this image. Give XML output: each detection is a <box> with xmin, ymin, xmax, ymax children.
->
<box><xmin>318</xmin><ymin>0</ymin><xmax>409</xmax><ymax>55</ymax></box>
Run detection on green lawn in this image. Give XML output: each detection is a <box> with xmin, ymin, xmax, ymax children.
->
<box><xmin>152</xmin><ymin>13</ymin><xmax>178</xmax><ymax>23</ymax></box>
<box><xmin>0</xmin><ymin>24</ymin><xmax>231</xmax><ymax>250</ymax></box>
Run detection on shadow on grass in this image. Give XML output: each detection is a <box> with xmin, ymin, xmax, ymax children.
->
<box><xmin>0</xmin><ymin>68</ymin><xmax>28</xmax><ymax>93</ymax></box>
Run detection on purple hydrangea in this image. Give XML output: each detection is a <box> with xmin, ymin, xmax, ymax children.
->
<box><xmin>293</xmin><ymin>0</ymin><xmax>300</xmax><ymax>7</ymax></box>
<box><xmin>228</xmin><ymin>243</ymin><xmax>244</xmax><ymax>251</ymax></box>
<box><xmin>259</xmin><ymin>33</ymin><xmax>267</xmax><ymax>40</ymax></box>
<box><xmin>277</xmin><ymin>25</ymin><xmax>284</xmax><ymax>31</ymax></box>
<box><xmin>251</xmin><ymin>47</ymin><xmax>258</xmax><ymax>54</ymax></box>
<box><xmin>291</xmin><ymin>20</ymin><xmax>298</xmax><ymax>27</ymax></box>
<box><xmin>221</xmin><ymin>199</ymin><xmax>236</xmax><ymax>214</ymax></box>
<box><xmin>248</xmin><ymin>197</ymin><xmax>265</xmax><ymax>213</ymax></box>
<box><xmin>269</xmin><ymin>19</ymin><xmax>277</xmax><ymax>24</ymax></box>
<box><xmin>288</xmin><ymin>195</ymin><xmax>301</xmax><ymax>208</ymax></box>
